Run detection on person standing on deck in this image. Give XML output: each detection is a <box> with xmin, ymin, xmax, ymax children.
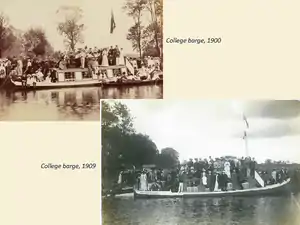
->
<box><xmin>118</xmin><ymin>171</ymin><xmax>123</xmax><ymax>185</ymax></box>
<box><xmin>250</xmin><ymin>158</ymin><xmax>256</xmax><ymax>178</ymax></box>
<box><xmin>202</xmin><ymin>171</ymin><xmax>208</xmax><ymax>189</ymax></box>
<box><xmin>224</xmin><ymin>161</ymin><xmax>231</xmax><ymax>178</ymax></box>
<box><xmin>140</xmin><ymin>170</ymin><xmax>148</xmax><ymax>191</ymax></box>
<box><xmin>214</xmin><ymin>173</ymin><xmax>219</xmax><ymax>191</ymax></box>
<box><xmin>271</xmin><ymin>169</ymin><xmax>277</xmax><ymax>184</ymax></box>
<box><xmin>178</xmin><ymin>171</ymin><xmax>184</xmax><ymax>193</ymax></box>
<box><xmin>115</xmin><ymin>45</ymin><xmax>120</xmax><ymax>65</ymax></box>
<box><xmin>80</xmin><ymin>48</ymin><xmax>86</xmax><ymax>68</ymax></box>
<box><xmin>101</xmin><ymin>49</ymin><xmax>109</xmax><ymax>66</ymax></box>
<box><xmin>108</xmin><ymin>46</ymin><xmax>114</xmax><ymax>65</ymax></box>
<box><xmin>118</xmin><ymin>48</ymin><xmax>125</xmax><ymax>65</ymax></box>
<box><xmin>207</xmin><ymin>171</ymin><xmax>212</xmax><ymax>191</ymax></box>
<box><xmin>231</xmin><ymin>169</ymin><xmax>240</xmax><ymax>190</ymax></box>
<box><xmin>0</xmin><ymin>63</ymin><xmax>6</xmax><ymax>79</ymax></box>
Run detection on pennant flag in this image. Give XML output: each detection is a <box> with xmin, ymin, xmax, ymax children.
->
<box><xmin>110</xmin><ymin>10</ymin><xmax>116</xmax><ymax>34</ymax></box>
<box><xmin>243</xmin><ymin>131</ymin><xmax>247</xmax><ymax>139</ymax></box>
<box><xmin>243</xmin><ymin>114</ymin><xmax>249</xmax><ymax>129</ymax></box>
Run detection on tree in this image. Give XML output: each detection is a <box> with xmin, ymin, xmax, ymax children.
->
<box><xmin>0</xmin><ymin>13</ymin><xmax>17</xmax><ymax>57</ymax></box>
<box><xmin>57</xmin><ymin>6</ymin><xmax>84</xmax><ymax>52</ymax></box>
<box><xmin>123</xmin><ymin>0</ymin><xmax>147</xmax><ymax>58</ymax></box>
<box><xmin>23</xmin><ymin>27</ymin><xmax>52</xmax><ymax>56</ymax></box>
<box><xmin>102</xmin><ymin>101</ymin><xmax>161</xmax><ymax>189</ymax></box>
<box><xmin>265</xmin><ymin>159</ymin><xmax>272</xmax><ymax>164</ymax></box>
<box><xmin>143</xmin><ymin>0</ymin><xmax>163</xmax><ymax>57</ymax></box>
<box><xmin>126</xmin><ymin>23</ymin><xmax>145</xmax><ymax>58</ymax></box>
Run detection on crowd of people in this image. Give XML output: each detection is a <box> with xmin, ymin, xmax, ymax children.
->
<box><xmin>58</xmin><ymin>45</ymin><xmax>125</xmax><ymax>70</ymax></box>
<box><xmin>0</xmin><ymin>44</ymin><xmax>163</xmax><ymax>86</ymax></box>
<box><xmin>129</xmin><ymin>156</ymin><xmax>290</xmax><ymax>193</ymax></box>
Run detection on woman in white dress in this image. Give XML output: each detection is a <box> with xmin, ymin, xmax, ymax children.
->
<box><xmin>140</xmin><ymin>171</ymin><xmax>147</xmax><ymax>191</ymax></box>
<box><xmin>101</xmin><ymin>48</ymin><xmax>109</xmax><ymax>66</ymax></box>
<box><xmin>202</xmin><ymin>172</ymin><xmax>208</xmax><ymax>188</ymax></box>
<box><xmin>117</xmin><ymin>171</ymin><xmax>123</xmax><ymax>184</ymax></box>
<box><xmin>118</xmin><ymin>48</ymin><xmax>125</xmax><ymax>65</ymax></box>
<box><xmin>224</xmin><ymin>161</ymin><xmax>231</xmax><ymax>178</ymax></box>
<box><xmin>16</xmin><ymin>59</ymin><xmax>23</xmax><ymax>76</ymax></box>
<box><xmin>214</xmin><ymin>174</ymin><xmax>219</xmax><ymax>191</ymax></box>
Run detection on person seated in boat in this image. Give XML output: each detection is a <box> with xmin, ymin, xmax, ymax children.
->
<box><xmin>137</xmin><ymin>65</ymin><xmax>149</xmax><ymax>80</ymax></box>
<box><xmin>99</xmin><ymin>70</ymin><xmax>108</xmax><ymax>81</ymax></box>
<box><xmin>126</xmin><ymin>73</ymin><xmax>140</xmax><ymax>81</ymax></box>
<box><xmin>35</xmin><ymin>68</ymin><xmax>44</xmax><ymax>82</ymax></box>
<box><xmin>58</xmin><ymin>58</ymin><xmax>67</xmax><ymax>70</ymax></box>
<box><xmin>0</xmin><ymin>62</ymin><xmax>6</xmax><ymax>79</ymax></box>
<box><xmin>151</xmin><ymin>70</ymin><xmax>161</xmax><ymax>81</ymax></box>
<box><xmin>115</xmin><ymin>72</ymin><xmax>126</xmax><ymax>83</ymax></box>
<box><xmin>8</xmin><ymin>66</ymin><xmax>18</xmax><ymax>81</ymax></box>
<box><xmin>26</xmin><ymin>74</ymin><xmax>36</xmax><ymax>87</ymax></box>
<box><xmin>91</xmin><ymin>56</ymin><xmax>99</xmax><ymax>75</ymax></box>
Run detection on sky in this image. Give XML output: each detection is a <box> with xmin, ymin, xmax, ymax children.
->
<box><xmin>1</xmin><ymin>0</ymin><xmax>152</xmax><ymax>53</ymax></box>
<box><xmin>108</xmin><ymin>100</ymin><xmax>300</xmax><ymax>163</ymax></box>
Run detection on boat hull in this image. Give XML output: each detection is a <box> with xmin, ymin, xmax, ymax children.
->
<box><xmin>5</xmin><ymin>79</ymin><xmax>163</xmax><ymax>91</ymax></box>
<box><xmin>134</xmin><ymin>179</ymin><xmax>291</xmax><ymax>199</ymax></box>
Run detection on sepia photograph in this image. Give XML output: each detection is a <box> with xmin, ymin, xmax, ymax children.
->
<box><xmin>0</xmin><ymin>0</ymin><xmax>163</xmax><ymax>121</ymax></box>
<box><xmin>101</xmin><ymin>99</ymin><xmax>300</xmax><ymax>225</ymax></box>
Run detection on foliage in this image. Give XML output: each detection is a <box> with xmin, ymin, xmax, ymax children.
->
<box><xmin>57</xmin><ymin>6</ymin><xmax>84</xmax><ymax>52</ymax></box>
<box><xmin>142</xmin><ymin>22</ymin><xmax>162</xmax><ymax>57</ymax></box>
<box><xmin>0</xmin><ymin>13</ymin><xmax>17</xmax><ymax>57</ymax></box>
<box><xmin>101</xmin><ymin>101</ymin><xmax>179</xmax><ymax>187</ymax></box>
<box><xmin>157</xmin><ymin>148</ymin><xmax>180</xmax><ymax>169</ymax></box>
<box><xmin>124</xmin><ymin>0</ymin><xmax>163</xmax><ymax>58</ymax></box>
<box><xmin>126</xmin><ymin>22</ymin><xmax>144</xmax><ymax>57</ymax></box>
<box><xmin>23</xmin><ymin>27</ymin><xmax>52</xmax><ymax>56</ymax></box>
<box><xmin>123</xmin><ymin>0</ymin><xmax>146</xmax><ymax>58</ymax></box>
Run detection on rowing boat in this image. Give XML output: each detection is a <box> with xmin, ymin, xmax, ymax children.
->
<box><xmin>134</xmin><ymin>178</ymin><xmax>291</xmax><ymax>199</ymax></box>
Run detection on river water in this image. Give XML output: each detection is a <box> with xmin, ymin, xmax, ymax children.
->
<box><xmin>102</xmin><ymin>194</ymin><xmax>300</xmax><ymax>225</ymax></box>
<box><xmin>0</xmin><ymin>85</ymin><xmax>162</xmax><ymax>121</ymax></box>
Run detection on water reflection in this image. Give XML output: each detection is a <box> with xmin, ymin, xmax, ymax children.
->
<box><xmin>0</xmin><ymin>85</ymin><xmax>162</xmax><ymax>121</ymax></box>
<box><xmin>102</xmin><ymin>195</ymin><xmax>300</xmax><ymax>225</ymax></box>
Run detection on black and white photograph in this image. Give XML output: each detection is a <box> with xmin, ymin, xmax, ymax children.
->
<box><xmin>0</xmin><ymin>0</ymin><xmax>163</xmax><ymax>121</ymax></box>
<box><xmin>101</xmin><ymin>99</ymin><xmax>300</xmax><ymax>225</ymax></box>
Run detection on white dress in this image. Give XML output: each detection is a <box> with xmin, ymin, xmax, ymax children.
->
<box><xmin>202</xmin><ymin>175</ymin><xmax>207</xmax><ymax>186</ymax></box>
<box><xmin>140</xmin><ymin>174</ymin><xmax>147</xmax><ymax>191</ymax></box>
<box><xmin>117</xmin><ymin>173</ymin><xmax>122</xmax><ymax>184</ymax></box>
<box><xmin>118</xmin><ymin>50</ymin><xmax>125</xmax><ymax>65</ymax></box>
<box><xmin>214</xmin><ymin>175</ymin><xmax>219</xmax><ymax>191</ymax></box>
<box><xmin>224</xmin><ymin>162</ymin><xmax>231</xmax><ymax>178</ymax></box>
<box><xmin>101</xmin><ymin>50</ymin><xmax>109</xmax><ymax>66</ymax></box>
<box><xmin>0</xmin><ymin>65</ymin><xmax>6</xmax><ymax>78</ymax></box>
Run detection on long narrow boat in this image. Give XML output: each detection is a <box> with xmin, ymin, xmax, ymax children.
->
<box><xmin>9</xmin><ymin>77</ymin><xmax>163</xmax><ymax>90</ymax></box>
<box><xmin>134</xmin><ymin>178</ymin><xmax>291</xmax><ymax>199</ymax></box>
<box><xmin>6</xmin><ymin>66</ymin><xmax>163</xmax><ymax>91</ymax></box>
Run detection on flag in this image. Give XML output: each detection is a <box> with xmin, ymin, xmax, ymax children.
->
<box><xmin>243</xmin><ymin>114</ymin><xmax>249</xmax><ymax>129</ymax></box>
<box><xmin>243</xmin><ymin>131</ymin><xmax>247</xmax><ymax>139</ymax></box>
<box><xmin>110</xmin><ymin>10</ymin><xmax>116</xmax><ymax>34</ymax></box>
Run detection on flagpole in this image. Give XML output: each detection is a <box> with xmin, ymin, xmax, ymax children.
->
<box><xmin>244</xmin><ymin>131</ymin><xmax>249</xmax><ymax>157</ymax></box>
<box><xmin>243</xmin><ymin>114</ymin><xmax>249</xmax><ymax>157</ymax></box>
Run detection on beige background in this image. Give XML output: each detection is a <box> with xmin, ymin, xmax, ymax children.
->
<box><xmin>2</xmin><ymin>0</ymin><xmax>300</xmax><ymax>224</ymax></box>
<box><xmin>165</xmin><ymin>0</ymin><xmax>300</xmax><ymax>99</ymax></box>
<box><xmin>0</xmin><ymin>122</ymin><xmax>100</xmax><ymax>225</ymax></box>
